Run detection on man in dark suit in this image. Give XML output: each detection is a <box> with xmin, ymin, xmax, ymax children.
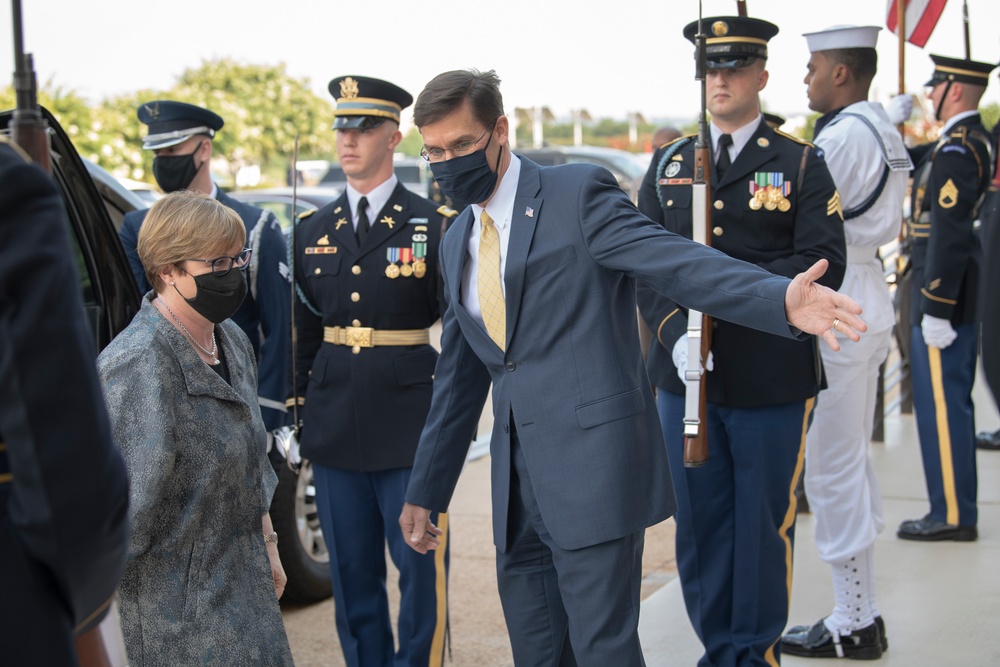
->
<box><xmin>291</xmin><ymin>76</ymin><xmax>455</xmax><ymax>667</ymax></box>
<box><xmin>638</xmin><ymin>16</ymin><xmax>847</xmax><ymax>664</ymax></box>
<box><xmin>1</xmin><ymin>137</ymin><xmax>129</xmax><ymax>666</ymax></box>
<box><xmin>975</xmin><ymin>107</ymin><xmax>1000</xmax><ymax>451</ymax></box>
<box><xmin>397</xmin><ymin>69</ymin><xmax>865</xmax><ymax>666</ymax></box>
<box><xmin>897</xmin><ymin>54</ymin><xmax>995</xmax><ymax>541</ymax></box>
<box><xmin>118</xmin><ymin>101</ymin><xmax>291</xmax><ymax>430</ymax></box>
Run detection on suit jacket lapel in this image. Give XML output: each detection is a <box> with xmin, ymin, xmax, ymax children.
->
<box><xmin>504</xmin><ymin>159</ymin><xmax>543</xmax><ymax>350</ymax></box>
<box><xmin>717</xmin><ymin>118</ymin><xmax>776</xmax><ymax>189</ymax></box>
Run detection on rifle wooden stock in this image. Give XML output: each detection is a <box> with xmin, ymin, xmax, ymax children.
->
<box><xmin>75</xmin><ymin>630</ymin><xmax>113</xmax><ymax>667</ymax></box>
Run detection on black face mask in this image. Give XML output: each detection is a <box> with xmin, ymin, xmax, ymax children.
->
<box><xmin>428</xmin><ymin>130</ymin><xmax>500</xmax><ymax>205</ymax></box>
<box><xmin>153</xmin><ymin>141</ymin><xmax>205</xmax><ymax>193</ymax></box>
<box><xmin>175</xmin><ymin>268</ymin><xmax>247</xmax><ymax>324</ymax></box>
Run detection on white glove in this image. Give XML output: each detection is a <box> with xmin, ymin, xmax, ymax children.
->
<box><xmin>886</xmin><ymin>94</ymin><xmax>915</xmax><ymax>125</ymax></box>
<box><xmin>922</xmin><ymin>314</ymin><xmax>957</xmax><ymax>349</ymax></box>
<box><xmin>672</xmin><ymin>334</ymin><xmax>714</xmax><ymax>384</ymax></box>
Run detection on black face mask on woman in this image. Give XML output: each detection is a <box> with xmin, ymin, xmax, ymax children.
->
<box><xmin>153</xmin><ymin>141</ymin><xmax>205</xmax><ymax>193</ymax></box>
<box><xmin>428</xmin><ymin>131</ymin><xmax>500</xmax><ymax>206</ymax></box>
<box><xmin>175</xmin><ymin>268</ymin><xmax>247</xmax><ymax>324</ymax></box>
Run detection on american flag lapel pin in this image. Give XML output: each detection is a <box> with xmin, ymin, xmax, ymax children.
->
<box><xmin>525</xmin><ymin>206</ymin><xmax>534</xmax><ymax>218</ymax></box>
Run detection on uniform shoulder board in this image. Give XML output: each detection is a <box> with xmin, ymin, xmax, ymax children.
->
<box><xmin>774</xmin><ymin>128</ymin><xmax>815</xmax><ymax>147</ymax></box>
<box><xmin>437</xmin><ymin>205</ymin><xmax>459</xmax><ymax>218</ymax></box>
<box><xmin>659</xmin><ymin>133</ymin><xmax>697</xmax><ymax>150</ymax></box>
<box><xmin>297</xmin><ymin>209</ymin><xmax>317</xmax><ymax>221</ymax></box>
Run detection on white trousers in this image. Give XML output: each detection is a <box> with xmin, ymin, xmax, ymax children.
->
<box><xmin>805</xmin><ymin>326</ymin><xmax>891</xmax><ymax>563</ymax></box>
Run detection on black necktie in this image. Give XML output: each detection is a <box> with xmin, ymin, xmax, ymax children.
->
<box><xmin>356</xmin><ymin>196</ymin><xmax>370</xmax><ymax>244</ymax></box>
<box><xmin>716</xmin><ymin>134</ymin><xmax>733</xmax><ymax>179</ymax></box>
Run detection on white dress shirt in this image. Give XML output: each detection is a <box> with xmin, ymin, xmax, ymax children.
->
<box><xmin>710</xmin><ymin>114</ymin><xmax>762</xmax><ymax>164</ymax></box>
<box><xmin>346</xmin><ymin>174</ymin><xmax>399</xmax><ymax>232</ymax></box>
<box><xmin>462</xmin><ymin>154</ymin><xmax>522</xmax><ymax>330</ymax></box>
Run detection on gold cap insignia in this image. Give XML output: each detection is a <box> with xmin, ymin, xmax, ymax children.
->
<box><xmin>340</xmin><ymin>77</ymin><xmax>360</xmax><ymax>100</ymax></box>
<box><xmin>145</xmin><ymin>102</ymin><xmax>160</xmax><ymax>120</ymax></box>
<box><xmin>317</xmin><ymin>234</ymin><xmax>330</xmax><ymax>245</ymax></box>
<box><xmin>381</xmin><ymin>215</ymin><xmax>395</xmax><ymax>229</ymax></box>
<box><xmin>757</xmin><ymin>137</ymin><xmax>770</xmax><ymax>148</ymax></box>
<box><xmin>938</xmin><ymin>178</ymin><xmax>959</xmax><ymax>209</ymax></box>
<box><xmin>712</xmin><ymin>21</ymin><xmax>729</xmax><ymax>36</ymax></box>
<box><xmin>393</xmin><ymin>204</ymin><xmax>403</xmax><ymax>212</ymax></box>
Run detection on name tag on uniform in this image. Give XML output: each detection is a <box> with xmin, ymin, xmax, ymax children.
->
<box><xmin>659</xmin><ymin>178</ymin><xmax>692</xmax><ymax>185</ymax></box>
<box><xmin>305</xmin><ymin>247</ymin><xmax>338</xmax><ymax>254</ymax></box>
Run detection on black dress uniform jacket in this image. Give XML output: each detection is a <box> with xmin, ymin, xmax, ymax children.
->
<box><xmin>1</xmin><ymin>139</ymin><xmax>129</xmax><ymax>666</ymax></box>
<box><xmin>637</xmin><ymin>118</ymin><xmax>846</xmax><ymax>406</ymax></box>
<box><xmin>293</xmin><ymin>183</ymin><xmax>451</xmax><ymax>471</ymax></box>
<box><xmin>907</xmin><ymin>113</ymin><xmax>992</xmax><ymax>327</ymax></box>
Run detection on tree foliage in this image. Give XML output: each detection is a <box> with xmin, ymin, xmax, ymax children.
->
<box><xmin>2</xmin><ymin>59</ymin><xmax>337</xmax><ymax>186</ymax></box>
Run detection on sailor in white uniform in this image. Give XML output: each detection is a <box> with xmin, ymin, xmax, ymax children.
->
<box><xmin>782</xmin><ymin>25</ymin><xmax>912</xmax><ymax>660</ymax></box>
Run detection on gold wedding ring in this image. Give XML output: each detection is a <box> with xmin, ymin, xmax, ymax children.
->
<box><xmin>832</xmin><ymin>318</ymin><xmax>840</xmax><ymax>332</ymax></box>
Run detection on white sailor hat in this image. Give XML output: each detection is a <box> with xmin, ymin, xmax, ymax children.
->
<box><xmin>137</xmin><ymin>101</ymin><xmax>224</xmax><ymax>150</ymax></box>
<box><xmin>803</xmin><ymin>25</ymin><xmax>881</xmax><ymax>53</ymax></box>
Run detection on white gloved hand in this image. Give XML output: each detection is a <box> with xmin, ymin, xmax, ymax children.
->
<box><xmin>886</xmin><ymin>94</ymin><xmax>915</xmax><ymax>125</ymax></box>
<box><xmin>672</xmin><ymin>334</ymin><xmax>715</xmax><ymax>384</ymax></box>
<box><xmin>921</xmin><ymin>314</ymin><xmax>957</xmax><ymax>349</ymax></box>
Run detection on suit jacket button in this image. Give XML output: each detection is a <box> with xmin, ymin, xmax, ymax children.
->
<box><xmin>352</xmin><ymin>319</ymin><xmax>361</xmax><ymax>327</ymax></box>
<box><xmin>352</xmin><ymin>265</ymin><xmax>361</xmax><ymax>275</ymax></box>
<box><xmin>505</xmin><ymin>361</ymin><xmax>516</xmax><ymax>371</ymax></box>
<box><xmin>503</xmin><ymin>424</ymin><xmax>509</xmax><ymax>433</ymax></box>
<box><xmin>714</xmin><ymin>200</ymin><xmax>724</xmax><ymax>210</ymax></box>
<box><xmin>351</xmin><ymin>292</ymin><xmax>360</xmax><ymax>302</ymax></box>
<box><xmin>713</xmin><ymin>226</ymin><xmax>724</xmax><ymax>237</ymax></box>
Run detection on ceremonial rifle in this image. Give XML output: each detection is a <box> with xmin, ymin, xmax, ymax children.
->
<box><xmin>682</xmin><ymin>1</ymin><xmax>713</xmax><ymax>467</ymax></box>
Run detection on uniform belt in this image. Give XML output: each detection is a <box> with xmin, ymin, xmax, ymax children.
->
<box><xmin>846</xmin><ymin>246</ymin><xmax>877</xmax><ymax>264</ymax></box>
<box><xmin>323</xmin><ymin>326</ymin><xmax>429</xmax><ymax>348</ymax></box>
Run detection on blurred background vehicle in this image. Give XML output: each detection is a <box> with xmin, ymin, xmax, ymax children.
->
<box><xmin>319</xmin><ymin>155</ymin><xmax>431</xmax><ymax>197</ymax></box>
<box><xmin>230</xmin><ymin>186</ymin><xmax>342</xmax><ymax>237</ymax></box>
<box><xmin>514</xmin><ymin>145</ymin><xmax>648</xmax><ymax>202</ymax></box>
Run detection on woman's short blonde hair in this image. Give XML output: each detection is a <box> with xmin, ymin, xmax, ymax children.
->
<box><xmin>137</xmin><ymin>191</ymin><xmax>246</xmax><ymax>292</ymax></box>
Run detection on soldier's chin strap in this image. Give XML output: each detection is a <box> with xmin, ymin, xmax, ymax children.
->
<box><xmin>934</xmin><ymin>80</ymin><xmax>953</xmax><ymax>122</ymax></box>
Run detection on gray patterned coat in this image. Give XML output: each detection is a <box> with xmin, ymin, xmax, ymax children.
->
<box><xmin>98</xmin><ymin>296</ymin><xmax>293</xmax><ymax>666</ymax></box>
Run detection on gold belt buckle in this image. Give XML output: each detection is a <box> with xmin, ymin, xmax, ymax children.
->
<box><xmin>344</xmin><ymin>326</ymin><xmax>374</xmax><ymax>348</ymax></box>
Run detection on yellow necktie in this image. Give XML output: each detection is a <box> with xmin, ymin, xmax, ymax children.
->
<box><xmin>478</xmin><ymin>210</ymin><xmax>506</xmax><ymax>351</ymax></box>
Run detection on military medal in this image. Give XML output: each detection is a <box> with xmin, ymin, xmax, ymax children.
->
<box><xmin>413</xmin><ymin>261</ymin><xmax>427</xmax><ymax>278</ymax></box>
<box><xmin>385</xmin><ymin>248</ymin><xmax>400</xmax><ymax>278</ymax></box>
<box><xmin>412</xmin><ymin>237</ymin><xmax>427</xmax><ymax>279</ymax></box>
<box><xmin>399</xmin><ymin>248</ymin><xmax>414</xmax><ymax>277</ymax></box>
<box><xmin>748</xmin><ymin>173</ymin><xmax>791</xmax><ymax>212</ymax></box>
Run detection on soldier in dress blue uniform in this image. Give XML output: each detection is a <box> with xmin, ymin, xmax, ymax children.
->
<box><xmin>1</xmin><ymin>137</ymin><xmax>129</xmax><ymax>666</ymax></box>
<box><xmin>896</xmin><ymin>54</ymin><xmax>995</xmax><ymax>541</ymax></box>
<box><xmin>290</xmin><ymin>75</ymin><xmax>455</xmax><ymax>667</ymax></box>
<box><xmin>117</xmin><ymin>101</ymin><xmax>291</xmax><ymax>431</ymax></box>
<box><xmin>636</xmin><ymin>15</ymin><xmax>846</xmax><ymax>666</ymax></box>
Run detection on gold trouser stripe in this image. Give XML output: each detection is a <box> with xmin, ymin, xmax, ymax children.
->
<box><xmin>429</xmin><ymin>512</ymin><xmax>449</xmax><ymax>666</ymax></box>
<box><xmin>766</xmin><ymin>396</ymin><xmax>815</xmax><ymax>667</ymax></box>
<box><xmin>73</xmin><ymin>594</ymin><xmax>114</xmax><ymax>633</ymax></box>
<box><xmin>928</xmin><ymin>347</ymin><xmax>959</xmax><ymax>525</ymax></box>
<box><xmin>0</xmin><ymin>473</ymin><xmax>12</xmax><ymax>484</ymax></box>
<box><xmin>322</xmin><ymin>326</ymin><xmax>430</xmax><ymax>347</ymax></box>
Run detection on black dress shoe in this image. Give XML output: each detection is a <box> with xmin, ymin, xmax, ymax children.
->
<box><xmin>781</xmin><ymin>617</ymin><xmax>882</xmax><ymax>660</ymax></box>
<box><xmin>976</xmin><ymin>429</ymin><xmax>1000</xmax><ymax>450</ymax></box>
<box><xmin>897</xmin><ymin>515</ymin><xmax>978</xmax><ymax>542</ymax></box>
<box><xmin>786</xmin><ymin>616</ymin><xmax>887</xmax><ymax>652</ymax></box>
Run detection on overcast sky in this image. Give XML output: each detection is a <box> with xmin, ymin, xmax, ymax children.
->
<box><xmin>3</xmin><ymin>0</ymin><xmax>998</xmax><ymax>128</ymax></box>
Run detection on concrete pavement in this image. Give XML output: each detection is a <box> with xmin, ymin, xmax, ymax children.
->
<box><xmin>638</xmin><ymin>369</ymin><xmax>1000</xmax><ymax>666</ymax></box>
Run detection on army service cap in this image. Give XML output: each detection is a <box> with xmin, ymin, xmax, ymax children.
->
<box><xmin>684</xmin><ymin>16</ymin><xmax>779</xmax><ymax>69</ymax></box>
<box><xmin>328</xmin><ymin>75</ymin><xmax>413</xmax><ymax>130</ymax></box>
<box><xmin>925</xmin><ymin>54</ymin><xmax>997</xmax><ymax>87</ymax></box>
<box><xmin>137</xmin><ymin>100</ymin><xmax>224</xmax><ymax>150</ymax></box>
<box><xmin>803</xmin><ymin>25</ymin><xmax>881</xmax><ymax>52</ymax></box>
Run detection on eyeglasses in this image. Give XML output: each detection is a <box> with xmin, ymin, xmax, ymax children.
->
<box><xmin>186</xmin><ymin>247</ymin><xmax>252</xmax><ymax>276</ymax></box>
<box><xmin>420</xmin><ymin>123</ymin><xmax>496</xmax><ymax>163</ymax></box>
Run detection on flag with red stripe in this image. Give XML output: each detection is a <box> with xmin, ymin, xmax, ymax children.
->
<box><xmin>886</xmin><ymin>0</ymin><xmax>949</xmax><ymax>47</ymax></box>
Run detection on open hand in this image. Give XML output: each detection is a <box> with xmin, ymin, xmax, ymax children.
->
<box><xmin>785</xmin><ymin>259</ymin><xmax>867</xmax><ymax>351</ymax></box>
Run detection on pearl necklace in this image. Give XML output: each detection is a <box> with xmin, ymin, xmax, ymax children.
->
<box><xmin>156</xmin><ymin>297</ymin><xmax>220</xmax><ymax>365</ymax></box>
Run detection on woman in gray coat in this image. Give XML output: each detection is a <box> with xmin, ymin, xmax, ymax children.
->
<box><xmin>98</xmin><ymin>192</ymin><xmax>294</xmax><ymax>666</ymax></box>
